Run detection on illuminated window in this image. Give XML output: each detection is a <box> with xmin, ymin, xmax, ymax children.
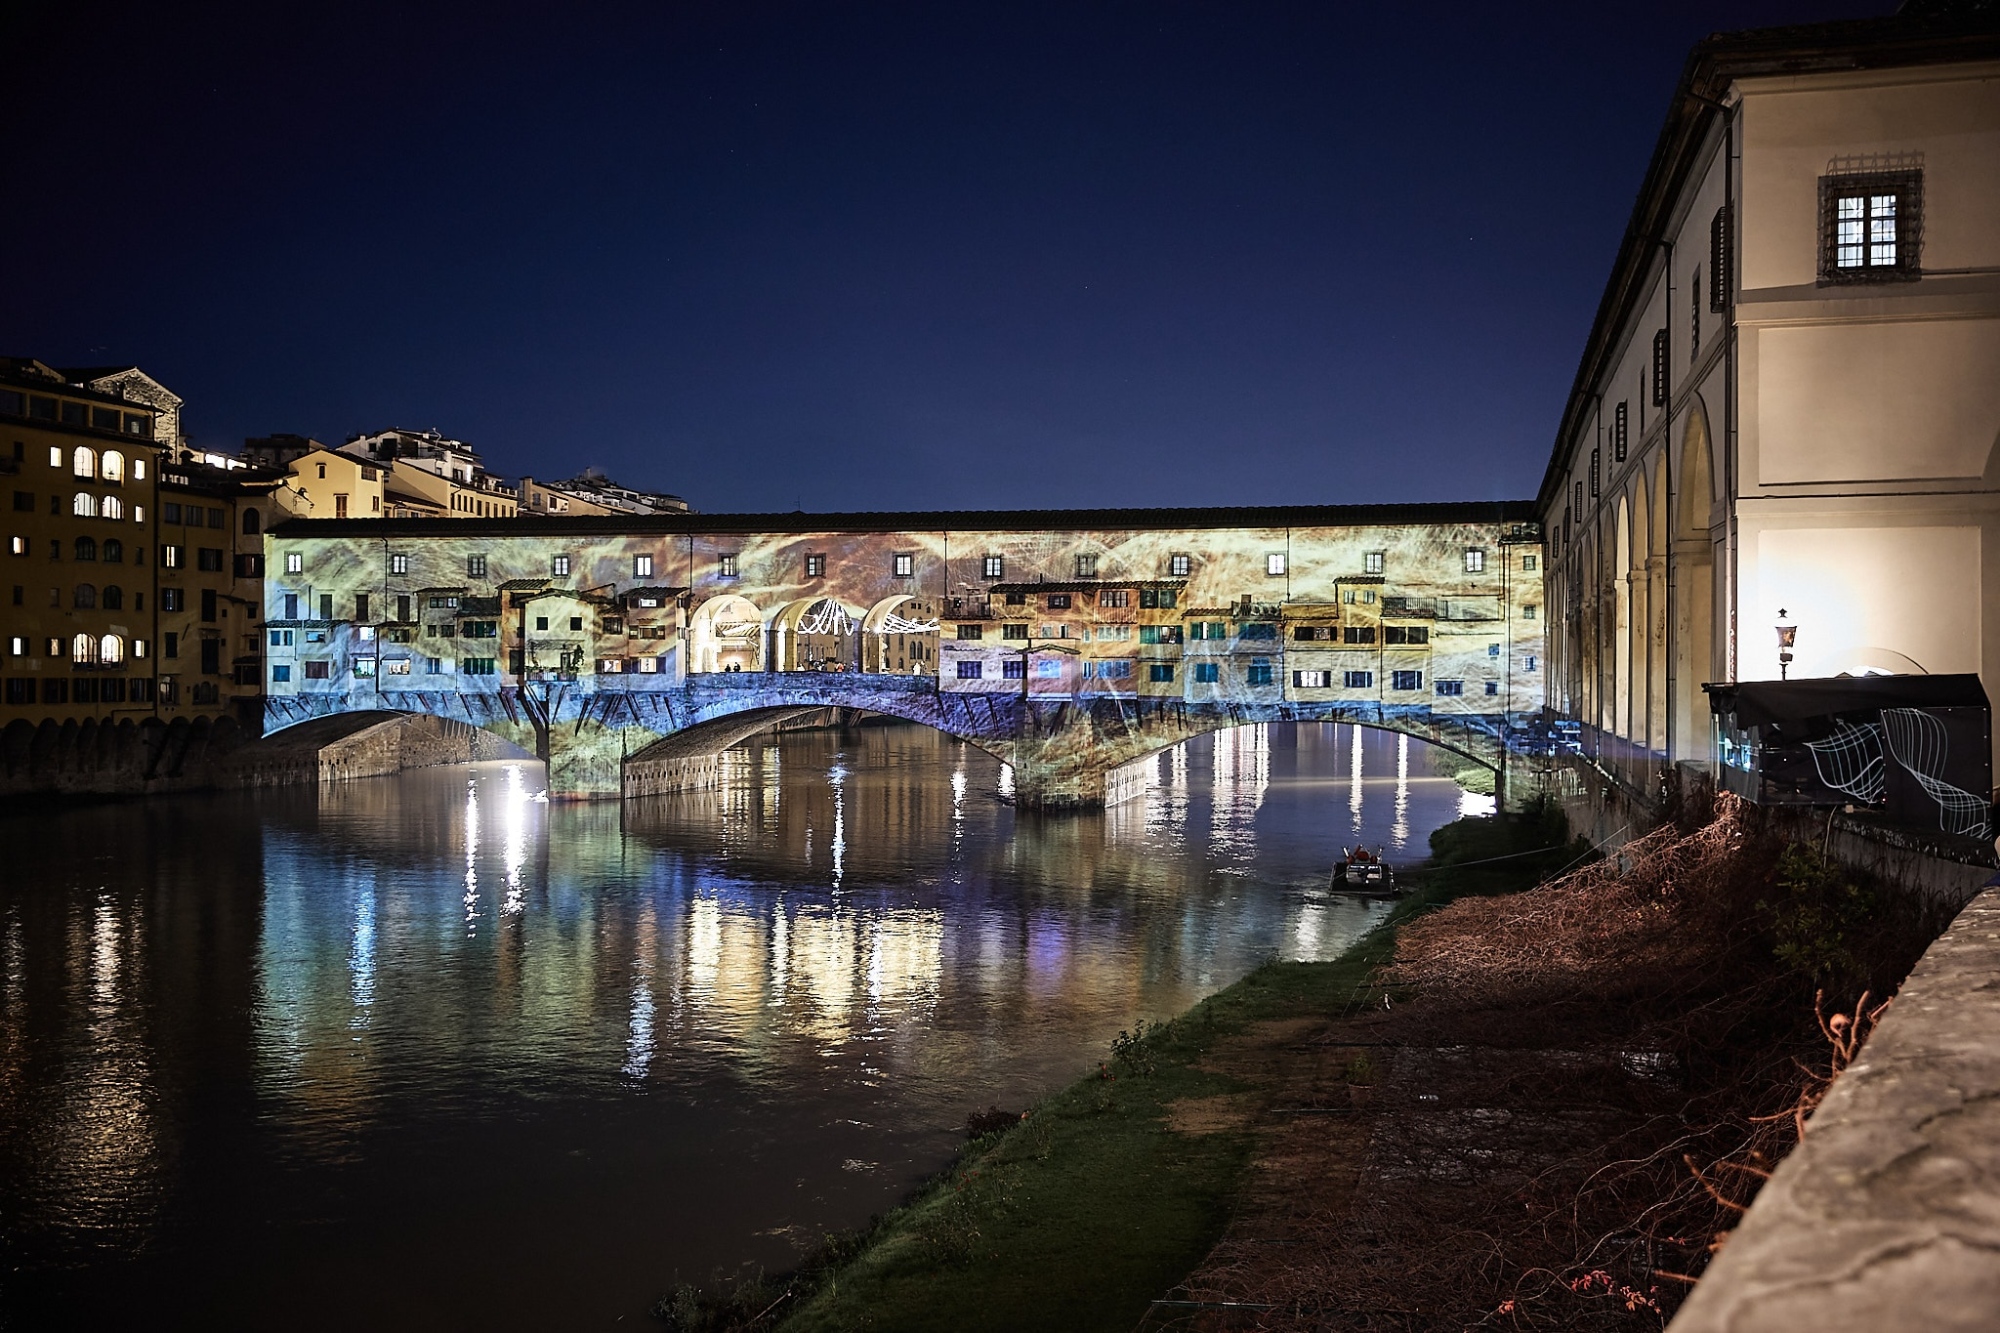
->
<box><xmin>1364</xmin><ymin>551</ymin><xmax>1384</xmax><ymax>574</ymax></box>
<box><xmin>73</xmin><ymin>447</ymin><xmax>95</xmax><ymax>479</ymax></box>
<box><xmin>390</xmin><ymin>553</ymin><xmax>408</xmax><ymax>575</ymax></box>
<box><xmin>1464</xmin><ymin>548</ymin><xmax>1485</xmax><ymax>573</ymax></box>
<box><xmin>72</xmin><ymin>492</ymin><xmax>97</xmax><ymax>517</ymax></box>
<box><xmin>982</xmin><ymin>555</ymin><xmax>1003</xmax><ymax>580</ymax></box>
<box><xmin>101</xmin><ymin>451</ymin><xmax>124</xmax><ymax>483</ymax></box>
<box><xmin>804</xmin><ymin>553</ymin><xmax>825</xmax><ymax>578</ymax></box>
<box><xmin>132</xmin><ymin>458</ymin><xmax>146</xmax><ymax>480</ymax></box>
<box><xmin>1266</xmin><ymin>553</ymin><xmax>1286</xmax><ymax>576</ymax></box>
<box><xmin>1169</xmin><ymin>554</ymin><xmax>1191</xmax><ymax>577</ymax></box>
<box><xmin>7</xmin><ymin>537</ymin><xmax>22</xmax><ymax>556</ymax></box>
<box><xmin>633</xmin><ymin>554</ymin><xmax>652</xmax><ymax>578</ymax></box>
<box><xmin>1821</xmin><ymin>170</ymin><xmax>1921</xmax><ymax>282</ymax></box>
<box><xmin>892</xmin><ymin>553</ymin><xmax>913</xmax><ymax>578</ymax></box>
<box><xmin>1293</xmin><ymin>670</ymin><xmax>1331</xmax><ymax>688</ymax></box>
<box><xmin>719</xmin><ymin>553</ymin><xmax>738</xmax><ymax>578</ymax></box>
<box><xmin>100</xmin><ymin>635</ymin><xmax>125</xmax><ymax>665</ymax></box>
<box><xmin>101</xmin><ymin>495</ymin><xmax>123</xmax><ymax>520</ymax></box>
<box><xmin>281</xmin><ymin>551</ymin><xmax>301</xmax><ymax>574</ymax></box>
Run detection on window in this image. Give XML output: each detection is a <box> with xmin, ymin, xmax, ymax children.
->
<box><xmin>390</xmin><ymin>553</ymin><xmax>409</xmax><ymax>575</ymax></box>
<box><xmin>1245</xmin><ymin>659</ymin><xmax>1274</xmax><ymax>686</ymax></box>
<box><xmin>1342</xmin><ymin>625</ymin><xmax>1375</xmax><ymax>644</ymax></box>
<box><xmin>719</xmin><ymin>553</ymin><xmax>738</xmax><ymax>578</ymax></box>
<box><xmin>1002</xmin><ymin>624</ymin><xmax>1029</xmax><ymax>640</ymax></box>
<box><xmin>1710</xmin><ymin>205</ymin><xmax>1731</xmax><ymax>312</ymax></box>
<box><xmin>982</xmin><ymin>555</ymin><xmax>1003</xmax><ymax>580</ymax></box>
<box><xmin>73</xmin><ymin>583</ymin><xmax>96</xmax><ymax>609</ymax></box>
<box><xmin>956</xmin><ymin>624</ymin><xmax>984</xmax><ymax>640</ymax></box>
<box><xmin>1238</xmin><ymin>622</ymin><xmax>1277</xmax><ymax>640</ymax></box>
<box><xmin>1293</xmin><ymin>670</ymin><xmax>1331</xmax><ymax>688</ymax></box>
<box><xmin>1002</xmin><ymin>658</ymin><xmax>1026</xmax><ymax>679</ymax></box>
<box><xmin>1034</xmin><ymin>660</ymin><xmax>1062</xmax><ymax>679</ymax></box>
<box><xmin>468</xmin><ymin>555</ymin><xmax>487</xmax><ymax>578</ymax></box>
<box><xmin>1486</xmin><ymin>681</ymin><xmax>1500</xmax><ymax>696</ymax></box>
<box><xmin>102</xmin><ymin>585</ymin><xmax>122</xmax><ymax>610</ymax></box>
<box><xmin>1383</xmin><ymin>625</ymin><xmax>1429</xmax><ymax>645</ymax></box>
<box><xmin>1464</xmin><ymin>548</ymin><xmax>1485</xmax><ymax>573</ymax></box>
<box><xmin>1436</xmin><ymin>680</ymin><xmax>1464</xmax><ymax>697</ymax></box>
<box><xmin>1575</xmin><ymin>480</ymin><xmax>1584</xmax><ymax>520</ymax></box>
<box><xmin>356</xmin><ymin>593</ymin><xmax>370</xmax><ymax>621</ymax></box>
<box><xmin>74</xmin><ymin>536</ymin><xmax>97</xmax><ymax>561</ymax></box>
<box><xmin>317</xmin><ymin>594</ymin><xmax>332</xmax><ymax>620</ymax></box>
<box><xmin>1087</xmin><ymin>660</ymin><xmax>1133</xmax><ymax>680</ymax></box>
<box><xmin>384</xmin><ymin>658</ymin><xmax>410</xmax><ymax>675</ymax></box>
<box><xmin>1075</xmin><ymin>554</ymin><xmax>1097</xmax><ymax>578</ymax></box>
<box><xmin>805</xmin><ymin>554</ymin><xmax>825</xmax><ymax>578</ymax></box>
<box><xmin>1087</xmin><ymin>588</ymin><xmax>1122</xmax><ymax>608</ymax></box>
<box><xmin>353</xmin><ymin>658</ymin><xmax>377</xmax><ymax>678</ymax></box>
<box><xmin>892</xmin><ymin>553</ymin><xmax>913</xmax><ymax>578</ymax></box>
<box><xmin>72</xmin><ymin>492</ymin><xmax>97</xmax><ymax>518</ymax></box>
<box><xmin>1523</xmin><ymin>605</ymin><xmax>1537</xmax><ymax>620</ymax></box>
<box><xmin>1266</xmin><ymin>553</ymin><xmax>1287</xmax><ymax>577</ymax></box>
<box><xmin>552</xmin><ymin>554</ymin><xmax>571</xmax><ymax>577</ymax></box>
<box><xmin>1147</xmin><ymin>664</ymin><xmax>1174</xmax><ymax>683</ymax></box>
<box><xmin>283</xmin><ymin>593</ymin><xmax>298</xmax><ymax>619</ymax></box>
<box><xmin>463</xmin><ymin>658</ymin><xmax>498</xmax><ymax>676</ymax></box>
<box><xmin>1190</xmin><ymin>621</ymin><xmax>1227</xmax><ymax>640</ymax></box>
<box><xmin>280</xmin><ymin>551</ymin><xmax>301</xmax><ymax>574</ymax></box>
<box><xmin>303</xmin><ymin>660</ymin><xmax>331</xmax><ymax>680</ymax></box>
<box><xmin>633</xmin><ymin>554</ymin><xmax>653</xmax><ymax>578</ymax></box>
<box><xmin>162</xmin><ymin>588</ymin><xmax>184</xmax><ymax>612</ymax></box>
<box><xmin>73</xmin><ymin>447</ymin><xmax>95</xmax><ymax>479</ymax></box>
<box><xmin>271</xmin><ymin>665</ymin><xmax>291</xmax><ymax>682</ymax></box>
<box><xmin>1522</xmin><ymin>555</ymin><xmax>1537</xmax><ymax>572</ymax></box>
<box><xmin>1169</xmin><ymin>554</ymin><xmax>1191</xmax><ymax>577</ymax></box>
<box><xmin>1525</xmin><ymin>655</ymin><xmax>1538</xmax><ymax>672</ymax></box>
<box><xmin>1613</xmin><ymin>402</ymin><xmax>1628</xmax><ymax>462</ymax></box>
<box><xmin>1690</xmin><ymin>266</ymin><xmax>1702</xmax><ymax>361</ymax></box>
<box><xmin>272</xmin><ymin>629</ymin><xmax>297</xmax><ymax>647</ymax></box>
<box><xmin>1820</xmin><ymin>169</ymin><xmax>1921</xmax><ymax>283</ymax></box>
<box><xmin>1651</xmin><ymin>329</ymin><xmax>1668</xmax><ymax>407</ymax></box>
<box><xmin>1138</xmin><ymin>588</ymin><xmax>1176</xmax><ymax>609</ymax></box>
<box><xmin>1193</xmin><ymin>662</ymin><xmax>1219</xmax><ymax>683</ymax></box>
<box><xmin>1138</xmin><ymin>625</ymin><xmax>1183</xmax><ymax>644</ymax></box>
<box><xmin>101</xmin><ymin>496</ymin><xmax>122</xmax><ymax>520</ymax></box>
<box><xmin>956</xmin><ymin>660</ymin><xmax>984</xmax><ymax>680</ymax></box>
<box><xmin>569</xmin><ymin>617</ymin><xmax>583</xmax><ymax>631</ymax></box>
<box><xmin>197</xmin><ymin>548</ymin><xmax>223</xmax><ymax>572</ymax></box>
<box><xmin>1344</xmin><ymin>670</ymin><xmax>1373</xmax><ymax>688</ymax></box>
<box><xmin>12</xmin><ymin>491</ymin><xmax>30</xmax><ymax>513</ymax></box>
<box><xmin>101</xmin><ymin>451</ymin><xmax>124</xmax><ymax>483</ymax></box>
<box><xmin>1391</xmin><ymin>669</ymin><xmax>1423</xmax><ymax>691</ymax></box>
<box><xmin>1364</xmin><ymin>551</ymin><xmax>1384</xmax><ymax>574</ymax></box>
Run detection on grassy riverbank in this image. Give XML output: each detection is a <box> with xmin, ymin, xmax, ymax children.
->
<box><xmin>703</xmin><ymin>806</ymin><xmax>1580</xmax><ymax>1333</ymax></box>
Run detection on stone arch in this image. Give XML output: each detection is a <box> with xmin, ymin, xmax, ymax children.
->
<box><xmin>1675</xmin><ymin>398</ymin><xmax>1718</xmax><ymax>761</ymax></box>
<box><xmin>687</xmin><ymin>594</ymin><xmax>766</xmax><ymax>674</ymax></box>
<box><xmin>1615</xmin><ymin>495</ymin><xmax>1633</xmax><ymax>739</ymax></box>
<box><xmin>767</xmin><ymin>596</ymin><xmax>859</xmax><ymax>672</ymax></box>
<box><xmin>860</xmin><ymin>594</ymin><xmax>941</xmax><ymax>675</ymax></box>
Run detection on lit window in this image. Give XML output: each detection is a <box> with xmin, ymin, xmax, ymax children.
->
<box><xmin>1293</xmin><ymin>670</ymin><xmax>1331</xmax><ymax>688</ymax></box>
<box><xmin>1464</xmin><ymin>548</ymin><xmax>1485</xmax><ymax>573</ymax></box>
<box><xmin>102</xmin><ymin>496</ymin><xmax>123</xmax><ymax>521</ymax></box>
<box><xmin>719</xmin><ymin>553</ymin><xmax>738</xmax><ymax>578</ymax></box>
<box><xmin>1169</xmin><ymin>554</ymin><xmax>1191</xmax><ymax>577</ymax></box>
<box><xmin>72</xmin><ymin>493</ymin><xmax>97</xmax><ymax>517</ymax></box>
<box><xmin>552</xmin><ymin>554</ymin><xmax>571</xmax><ymax>577</ymax></box>
<box><xmin>132</xmin><ymin>459</ymin><xmax>145</xmax><ymax>480</ymax></box>
<box><xmin>48</xmin><ymin>446</ymin><xmax>62</xmax><ymax>468</ymax></box>
<box><xmin>7</xmin><ymin>636</ymin><xmax>24</xmax><ymax>655</ymax></box>
<box><xmin>391</xmin><ymin>554</ymin><xmax>408</xmax><ymax>575</ymax></box>
<box><xmin>7</xmin><ymin>537</ymin><xmax>23</xmax><ymax>556</ymax></box>
<box><xmin>634</xmin><ymin>554</ymin><xmax>653</xmax><ymax>578</ymax></box>
<box><xmin>72</xmin><ymin>448</ymin><xmax>95</xmax><ymax>479</ymax></box>
<box><xmin>285</xmin><ymin>552</ymin><xmax>302</xmax><ymax>574</ymax></box>
<box><xmin>982</xmin><ymin>555</ymin><xmax>1003</xmax><ymax>580</ymax></box>
<box><xmin>1266</xmin><ymin>553</ymin><xmax>1286</xmax><ymax>576</ymax></box>
<box><xmin>100</xmin><ymin>635</ymin><xmax>125</xmax><ymax>665</ymax></box>
<box><xmin>892</xmin><ymin>553</ymin><xmax>913</xmax><ymax>578</ymax></box>
<box><xmin>72</xmin><ymin>632</ymin><xmax>96</xmax><ymax>664</ymax></box>
<box><xmin>1822</xmin><ymin>170</ymin><xmax>1921</xmax><ymax>282</ymax></box>
<box><xmin>1364</xmin><ymin>551</ymin><xmax>1384</xmax><ymax>574</ymax></box>
<box><xmin>133</xmin><ymin>505</ymin><xmax>143</xmax><ymax>523</ymax></box>
<box><xmin>805</xmin><ymin>554</ymin><xmax>825</xmax><ymax>578</ymax></box>
<box><xmin>101</xmin><ymin>451</ymin><xmax>124</xmax><ymax>483</ymax></box>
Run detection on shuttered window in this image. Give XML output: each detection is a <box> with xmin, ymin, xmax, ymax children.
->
<box><xmin>1709</xmin><ymin>206</ymin><xmax>1731</xmax><ymax>313</ymax></box>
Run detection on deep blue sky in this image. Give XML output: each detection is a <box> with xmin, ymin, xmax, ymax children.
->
<box><xmin>6</xmin><ymin>2</ymin><xmax>1887</xmax><ymax>513</ymax></box>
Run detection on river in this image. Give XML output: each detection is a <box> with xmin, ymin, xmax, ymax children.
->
<box><xmin>0</xmin><ymin>721</ymin><xmax>1484</xmax><ymax>1329</ymax></box>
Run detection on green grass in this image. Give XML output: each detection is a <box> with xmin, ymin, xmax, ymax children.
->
<box><xmin>764</xmin><ymin>806</ymin><xmax>1582</xmax><ymax>1333</ymax></box>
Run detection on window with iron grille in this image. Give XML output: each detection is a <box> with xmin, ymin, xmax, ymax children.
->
<box><xmin>1709</xmin><ymin>205</ymin><xmax>1731</xmax><ymax>313</ymax></box>
<box><xmin>1651</xmin><ymin>329</ymin><xmax>1668</xmax><ymax>407</ymax></box>
<box><xmin>1614</xmin><ymin>402</ymin><xmax>1628</xmax><ymax>462</ymax></box>
<box><xmin>1690</xmin><ymin>267</ymin><xmax>1701</xmax><ymax>361</ymax></box>
<box><xmin>1590</xmin><ymin>447</ymin><xmax>1600</xmax><ymax>498</ymax></box>
<box><xmin>1819</xmin><ymin>168</ymin><xmax>1922</xmax><ymax>283</ymax></box>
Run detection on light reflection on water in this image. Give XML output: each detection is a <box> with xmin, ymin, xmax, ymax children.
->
<box><xmin>0</xmin><ymin>721</ymin><xmax>1470</xmax><ymax>1329</ymax></box>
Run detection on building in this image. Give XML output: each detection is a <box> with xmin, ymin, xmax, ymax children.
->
<box><xmin>519</xmin><ymin>470</ymin><xmax>690</xmax><ymax>517</ymax></box>
<box><xmin>155</xmin><ymin>457</ymin><xmax>288</xmax><ymax>722</ymax></box>
<box><xmin>1536</xmin><ymin>6</ymin><xmax>2000</xmax><ymax>809</ymax></box>
<box><xmin>342</xmin><ymin>428</ymin><xmax>518</xmax><ymax>518</ymax></box>
<box><xmin>1</xmin><ymin>359</ymin><xmax>166</xmax><ymax>720</ymax></box>
<box><xmin>248</xmin><ymin>437</ymin><xmax>386</xmax><ymax>520</ymax></box>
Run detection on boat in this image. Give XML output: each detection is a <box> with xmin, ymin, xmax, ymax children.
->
<box><xmin>1332</xmin><ymin>845</ymin><xmax>1397</xmax><ymax>893</ymax></box>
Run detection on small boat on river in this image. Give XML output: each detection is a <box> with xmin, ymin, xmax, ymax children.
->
<box><xmin>1331</xmin><ymin>846</ymin><xmax>1398</xmax><ymax>893</ymax></box>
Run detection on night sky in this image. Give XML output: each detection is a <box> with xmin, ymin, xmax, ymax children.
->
<box><xmin>6</xmin><ymin>2</ymin><xmax>1888</xmax><ymax>514</ymax></box>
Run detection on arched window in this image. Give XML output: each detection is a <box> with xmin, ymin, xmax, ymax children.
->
<box><xmin>73</xmin><ymin>584</ymin><xmax>97</xmax><ymax>609</ymax></box>
<box><xmin>243</xmin><ymin>508</ymin><xmax>262</xmax><ymax>535</ymax></box>
<box><xmin>99</xmin><ymin>635</ymin><xmax>125</xmax><ymax>665</ymax></box>
<box><xmin>101</xmin><ymin>495</ymin><xmax>123</xmax><ymax>520</ymax></box>
<box><xmin>74</xmin><ymin>536</ymin><xmax>97</xmax><ymax>561</ymax></box>
<box><xmin>72</xmin><ymin>492</ymin><xmax>98</xmax><ymax>518</ymax></box>
<box><xmin>72</xmin><ymin>633</ymin><xmax>96</xmax><ymax>665</ymax></box>
<box><xmin>102</xmin><ymin>585</ymin><xmax>123</xmax><ymax>611</ymax></box>
<box><xmin>101</xmin><ymin>451</ymin><xmax>124</xmax><ymax>483</ymax></box>
<box><xmin>102</xmin><ymin>538</ymin><xmax>123</xmax><ymax>562</ymax></box>
<box><xmin>73</xmin><ymin>447</ymin><xmax>96</xmax><ymax>479</ymax></box>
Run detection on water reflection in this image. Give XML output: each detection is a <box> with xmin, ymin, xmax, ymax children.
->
<box><xmin>0</xmin><ymin>722</ymin><xmax>1472</xmax><ymax>1330</ymax></box>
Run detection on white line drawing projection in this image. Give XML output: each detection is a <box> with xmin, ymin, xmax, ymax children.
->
<box><xmin>1881</xmin><ymin>707</ymin><xmax>1990</xmax><ymax>839</ymax></box>
<box><xmin>1805</xmin><ymin>719</ymin><xmax>1887</xmax><ymax>803</ymax></box>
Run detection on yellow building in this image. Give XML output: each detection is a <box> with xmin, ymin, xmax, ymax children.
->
<box><xmin>156</xmin><ymin>459</ymin><xmax>288</xmax><ymax>722</ymax></box>
<box><xmin>1</xmin><ymin>360</ymin><xmax>166</xmax><ymax>721</ymax></box>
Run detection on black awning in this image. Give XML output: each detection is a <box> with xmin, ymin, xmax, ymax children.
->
<box><xmin>1704</xmin><ymin>674</ymin><xmax>1989</xmax><ymax>727</ymax></box>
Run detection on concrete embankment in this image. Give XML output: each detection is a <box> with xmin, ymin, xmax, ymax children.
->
<box><xmin>0</xmin><ymin>711</ymin><xmax>526</xmax><ymax>798</ymax></box>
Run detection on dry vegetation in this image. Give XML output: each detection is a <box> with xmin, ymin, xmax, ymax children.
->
<box><xmin>1154</xmin><ymin>789</ymin><xmax>1946</xmax><ymax>1332</ymax></box>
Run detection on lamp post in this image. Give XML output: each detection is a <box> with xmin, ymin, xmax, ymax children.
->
<box><xmin>1776</xmin><ymin>608</ymin><xmax>1797</xmax><ymax>681</ymax></box>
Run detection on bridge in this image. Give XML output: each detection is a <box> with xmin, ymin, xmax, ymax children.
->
<box><xmin>262</xmin><ymin>502</ymin><xmax>1546</xmax><ymax>808</ymax></box>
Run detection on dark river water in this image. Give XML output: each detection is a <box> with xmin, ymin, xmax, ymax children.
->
<box><xmin>0</xmin><ymin>721</ymin><xmax>1482</xmax><ymax>1331</ymax></box>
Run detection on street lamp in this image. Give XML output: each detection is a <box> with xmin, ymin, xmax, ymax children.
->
<box><xmin>1776</xmin><ymin>608</ymin><xmax>1797</xmax><ymax>681</ymax></box>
